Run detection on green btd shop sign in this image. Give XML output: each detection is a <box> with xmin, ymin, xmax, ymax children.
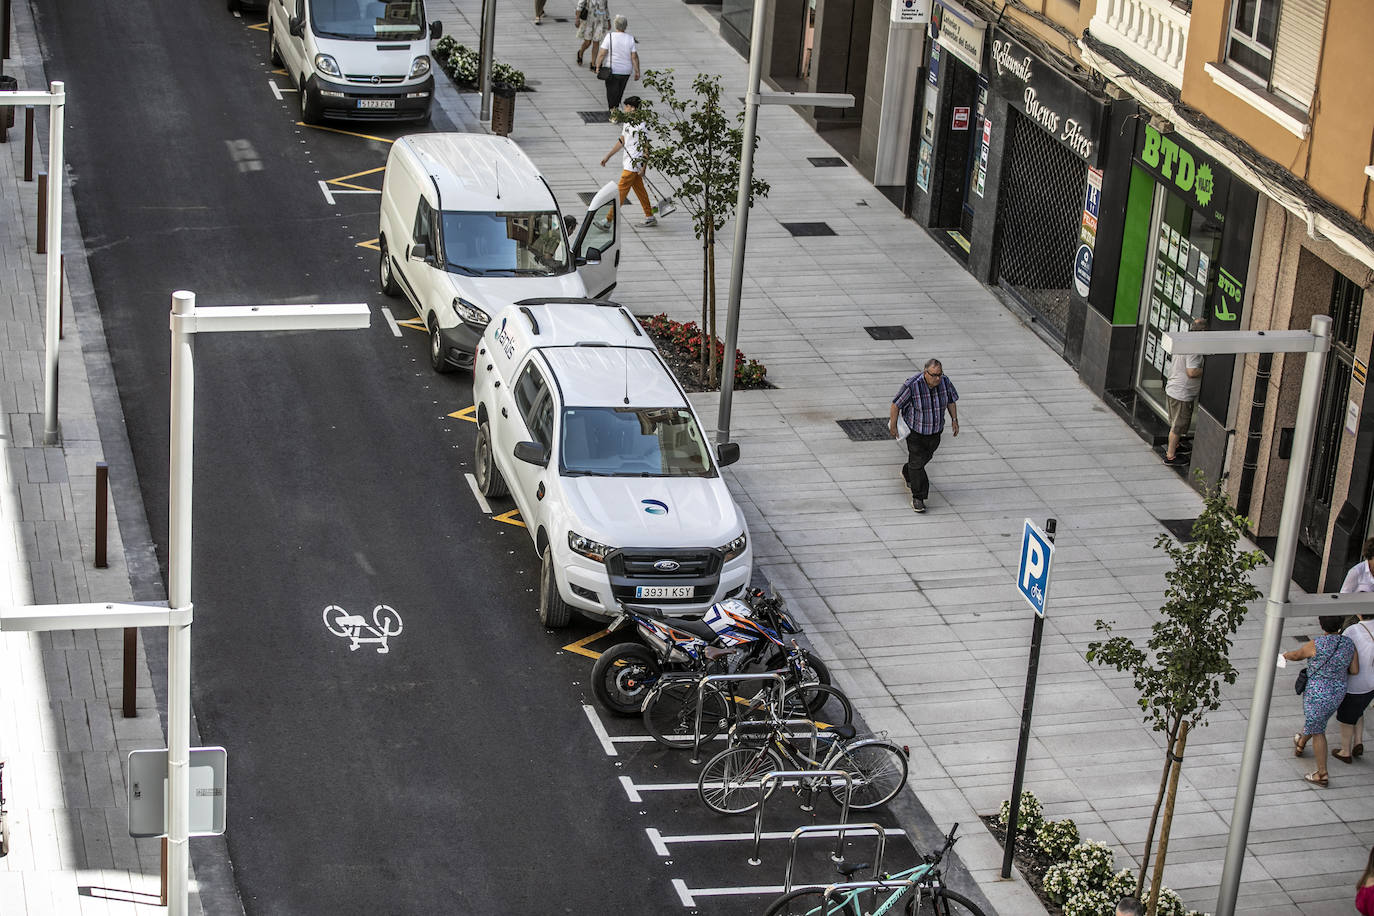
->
<box><xmin>1134</xmin><ymin>122</ymin><xmax>1230</xmax><ymax>223</ymax></box>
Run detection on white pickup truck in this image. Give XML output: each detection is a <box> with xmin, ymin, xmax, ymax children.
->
<box><xmin>471</xmin><ymin>299</ymin><xmax>752</xmax><ymax>627</ymax></box>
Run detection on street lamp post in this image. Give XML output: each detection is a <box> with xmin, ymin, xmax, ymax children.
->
<box><xmin>1161</xmin><ymin>316</ymin><xmax>1331</xmax><ymax>916</ymax></box>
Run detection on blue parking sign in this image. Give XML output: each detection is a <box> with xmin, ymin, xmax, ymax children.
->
<box><xmin>1017</xmin><ymin>519</ymin><xmax>1054</xmax><ymax>616</ymax></box>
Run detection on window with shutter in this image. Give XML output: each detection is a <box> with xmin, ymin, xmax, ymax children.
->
<box><xmin>1269</xmin><ymin>0</ymin><xmax>1326</xmax><ymax>108</ymax></box>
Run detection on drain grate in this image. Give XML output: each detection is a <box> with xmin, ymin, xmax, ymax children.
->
<box><xmin>836</xmin><ymin>418</ymin><xmax>892</xmax><ymax>441</ymax></box>
<box><xmin>579</xmin><ymin>110</ymin><xmax>612</xmax><ymax>123</ymax></box>
<box><xmin>809</xmin><ymin>157</ymin><xmax>846</xmax><ymax>167</ymax></box>
<box><xmin>1158</xmin><ymin>518</ymin><xmax>1198</xmax><ymax>543</ymax></box>
<box><xmin>578</xmin><ymin>191</ymin><xmax>594</xmax><ymax>204</ymax></box>
<box><xmin>865</xmin><ymin>325</ymin><xmax>912</xmax><ymax>341</ymax></box>
<box><xmin>782</xmin><ymin>222</ymin><xmax>836</xmax><ymax>237</ymax></box>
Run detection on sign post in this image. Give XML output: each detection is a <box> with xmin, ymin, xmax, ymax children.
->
<box><xmin>1002</xmin><ymin>517</ymin><xmax>1056</xmax><ymax>879</ymax></box>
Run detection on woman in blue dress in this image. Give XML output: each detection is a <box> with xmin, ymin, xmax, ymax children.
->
<box><xmin>1288</xmin><ymin>615</ymin><xmax>1359</xmax><ymax>787</ymax></box>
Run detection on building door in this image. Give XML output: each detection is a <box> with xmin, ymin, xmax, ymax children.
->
<box><xmin>930</xmin><ymin>58</ymin><xmax>978</xmax><ymax>233</ymax></box>
<box><xmin>992</xmin><ymin>109</ymin><xmax>1088</xmax><ymax>343</ymax></box>
<box><xmin>1300</xmin><ymin>271</ymin><xmax>1364</xmax><ymax>557</ymax></box>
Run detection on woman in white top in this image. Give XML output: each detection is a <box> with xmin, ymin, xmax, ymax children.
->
<box><xmin>594</xmin><ymin>15</ymin><xmax>640</xmax><ymax>110</ymax></box>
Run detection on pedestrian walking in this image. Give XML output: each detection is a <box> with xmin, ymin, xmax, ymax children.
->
<box><xmin>1115</xmin><ymin>898</ymin><xmax>1144</xmax><ymax>916</ymax></box>
<box><xmin>1358</xmin><ymin>846</ymin><xmax>1374</xmax><ymax>915</ymax></box>
<box><xmin>595</xmin><ymin>15</ymin><xmax>640</xmax><ymax>111</ymax></box>
<box><xmin>533</xmin><ymin>0</ymin><xmax>547</xmax><ymax>24</ymax></box>
<box><xmin>887</xmin><ymin>358</ymin><xmax>959</xmax><ymax>513</ymax></box>
<box><xmin>1163</xmin><ymin>316</ymin><xmax>1206</xmax><ymax>465</ymax></box>
<box><xmin>574</xmin><ymin>0</ymin><xmax>610</xmax><ymax>67</ymax></box>
<box><xmin>1288</xmin><ymin>615</ymin><xmax>1359</xmax><ymax>787</ymax></box>
<box><xmin>1341</xmin><ymin>536</ymin><xmax>1374</xmax><ymax>594</ymax></box>
<box><xmin>1335</xmin><ymin>612</ymin><xmax>1374</xmax><ymax>764</ymax></box>
<box><xmin>599</xmin><ymin>97</ymin><xmax>656</xmax><ymax>226</ymax></box>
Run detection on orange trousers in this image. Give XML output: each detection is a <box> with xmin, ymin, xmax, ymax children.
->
<box><xmin>617</xmin><ymin>169</ymin><xmax>654</xmax><ymax>218</ymax></box>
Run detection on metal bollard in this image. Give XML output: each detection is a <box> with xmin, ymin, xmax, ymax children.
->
<box><xmin>23</xmin><ymin>106</ymin><xmax>32</xmax><ymax>180</ymax></box>
<box><xmin>35</xmin><ymin>170</ymin><xmax>46</xmax><ymax>253</ymax></box>
<box><xmin>95</xmin><ymin>461</ymin><xmax>108</xmax><ymax>568</ymax></box>
<box><xmin>122</xmin><ymin>628</ymin><xmax>136</xmax><ymax>718</ymax></box>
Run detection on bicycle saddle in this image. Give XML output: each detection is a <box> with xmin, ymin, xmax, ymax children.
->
<box><xmin>823</xmin><ymin>723</ymin><xmax>858</xmax><ymax>740</ymax></box>
<box><xmin>838</xmin><ymin>862</ymin><xmax>871</xmax><ymax>877</ymax></box>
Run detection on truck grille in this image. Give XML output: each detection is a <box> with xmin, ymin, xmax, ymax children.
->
<box><xmin>344</xmin><ymin>74</ymin><xmax>406</xmax><ymax>84</ymax></box>
<box><xmin>606</xmin><ymin>548</ymin><xmax>723</xmax><ymax>605</ymax></box>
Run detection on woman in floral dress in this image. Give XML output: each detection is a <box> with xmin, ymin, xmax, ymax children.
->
<box><xmin>1288</xmin><ymin>615</ymin><xmax>1358</xmax><ymax>787</ymax></box>
<box><xmin>575</xmin><ymin>0</ymin><xmax>611</xmax><ymax>68</ymax></box>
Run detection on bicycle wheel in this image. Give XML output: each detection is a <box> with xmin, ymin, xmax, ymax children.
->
<box><xmin>784</xmin><ymin>682</ymin><xmax>853</xmax><ymax>724</ymax></box>
<box><xmin>643</xmin><ymin>679</ymin><xmax>731</xmax><ymax>749</ymax></box>
<box><xmin>831</xmin><ymin>740</ymin><xmax>908</xmax><ymax>809</ymax></box>
<box><xmin>697</xmin><ymin>745</ymin><xmax>783</xmax><ymax>815</ymax></box>
<box><xmin>762</xmin><ymin>887</ymin><xmax>852</xmax><ymax>916</ymax></box>
<box><xmin>925</xmin><ymin>888</ymin><xmax>986</xmax><ymax>916</ymax></box>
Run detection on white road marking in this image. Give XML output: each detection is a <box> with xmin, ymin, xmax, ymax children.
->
<box><xmin>582</xmin><ymin>704</ymin><xmax>617</xmax><ymax>756</ymax></box>
<box><xmin>380</xmin><ymin>306</ymin><xmax>402</xmax><ymax>338</ymax></box>
<box><xmin>464</xmin><ymin>473</ymin><xmax>492</xmax><ymax>515</ymax></box>
<box><xmin>647</xmin><ymin>825</ymin><xmax>904</xmax><ymax>856</ymax></box>
<box><xmin>268</xmin><ymin>79</ymin><xmax>297</xmax><ymax>100</ymax></box>
<box><xmin>322</xmin><ymin>604</ymin><xmax>403</xmax><ymax>654</ymax></box>
<box><xmin>318</xmin><ymin>180</ymin><xmax>336</xmax><ymax>206</ymax></box>
<box><xmin>619</xmin><ymin>776</ymin><xmax>699</xmax><ymax>801</ymax></box>
<box><xmin>673</xmin><ymin>880</ymin><xmax>787</xmax><ymax>906</ymax></box>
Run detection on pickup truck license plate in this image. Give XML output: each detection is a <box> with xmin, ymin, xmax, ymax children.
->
<box><xmin>636</xmin><ymin>585</ymin><xmax>693</xmax><ymax>599</ymax></box>
<box><xmin>357</xmin><ymin>99</ymin><xmax>396</xmax><ymax>109</ymax></box>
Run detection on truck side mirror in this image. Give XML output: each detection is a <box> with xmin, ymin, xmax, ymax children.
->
<box><xmin>514</xmin><ymin>441</ymin><xmax>549</xmax><ymax>467</ymax></box>
<box><xmin>288</xmin><ymin>15</ymin><xmax>304</xmax><ymax>36</ymax></box>
<box><xmin>410</xmin><ymin>242</ymin><xmax>430</xmax><ymax>263</ymax></box>
<box><xmin>582</xmin><ymin>247</ymin><xmax>602</xmax><ymax>264</ymax></box>
<box><xmin>716</xmin><ymin>442</ymin><xmax>740</xmax><ymax>467</ymax></box>
<box><xmin>430</xmin><ymin>21</ymin><xmax>443</xmax><ymax>39</ymax></box>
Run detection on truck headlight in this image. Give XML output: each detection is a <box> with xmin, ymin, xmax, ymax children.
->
<box><xmin>454</xmin><ymin>297</ymin><xmax>491</xmax><ymax>328</ymax></box>
<box><xmin>314</xmin><ymin>54</ymin><xmax>342</xmax><ymax>78</ymax></box>
<box><xmin>568</xmin><ymin>531</ymin><xmax>614</xmax><ymax>563</ymax></box>
<box><xmin>409</xmin><ymin>56</ymin><xmax>432</xmax><ymax>79</ymax></box>
<box><xmin>719</xmin><ymin>532</ymin><xmax>748</xmax><ymax>562</ymax></box>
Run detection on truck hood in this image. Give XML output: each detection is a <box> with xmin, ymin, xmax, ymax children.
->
<box><xmin>561</xmin><ymin>476</ymin><xmax>745</xmax><ymax>548</ymax></box>
<box><xmin>448</xmin><ymin>273</ymin><xmax>588</xmax><ymax>315</ymax></box>
<box><xmin>312</xmin><ymin>36</ymin><xmax>428</xmax><ymax>79</ymax></box>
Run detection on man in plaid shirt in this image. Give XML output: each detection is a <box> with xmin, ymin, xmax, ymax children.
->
<box><xmin>888</xmin><ymin>359</ymin><xmax>959</xmax><ymax>513</ymax></box>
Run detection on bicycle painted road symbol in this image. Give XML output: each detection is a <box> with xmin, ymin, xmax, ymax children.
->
<box><xmin>323</xmin><ymin>604</ymin><xmax>403</xmax><ymax>654</ymax></box>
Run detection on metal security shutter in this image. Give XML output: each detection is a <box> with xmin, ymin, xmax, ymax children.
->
<box><xmin>1271</xmin><ymin>0</ymin><xmax>1326</xmax><ymax>107</ymax></box>
<box><xmin>993</xmin><ymin>110</ymin><xmax>1088</xmax><ymax>342</ymax></box>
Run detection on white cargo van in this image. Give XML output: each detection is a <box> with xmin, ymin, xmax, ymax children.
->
<box><xmin>267</xmin><ymin>0</ymin><xmax>442</xmax><ymax>124</ymax></box>
<box><xmin>378</xmin><ymin>133</ymin><xmax>621</xmax><ymax>372</ymax></box>
<box><xmin>471</xmin><ymin>299</ymin><xmax>752</xmax><ymax>628</ymax></box>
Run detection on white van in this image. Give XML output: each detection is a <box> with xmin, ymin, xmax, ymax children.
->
<box><xmin>378</xmin><ymin>133</ymin><xmax>622</xmax><ymax>372</ymax></box>
<box><xmin>267</xmin><ymin>0</ymin><xmax>442</xmax><ymax>124</ymax></box>
<box><xmin>472</xmin><ymin>299</ymin><xmax>752</xmax><ymax>627</ymax></box>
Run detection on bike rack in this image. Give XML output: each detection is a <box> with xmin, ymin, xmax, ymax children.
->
<box><xmin>750</xmin><ymin>769</ymin><xmax>853</xmax><ymax>866</ymax></box>
<box><xmin>691</xmin><ymin>671</ymin><xmax>787</xmax><ymax>763</ymax></box>
<box><xmin>783</xmin><ymin>823</ymin><xmax>887</xmax><ymax>892</ymax></box>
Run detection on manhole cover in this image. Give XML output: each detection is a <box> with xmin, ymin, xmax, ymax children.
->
<box><xmin>1158</xmin><ymin>518</ymin><xmax>1198</xmax><ymax>542</ymax></box>
<box><xmin>865</xmin><ymin>325</ymin><xmax>912</xmax><ymax>340</ymax></box>
<box><xmin>579</xmin><ymin>110</ymin><xmax>612</xmax><ymax>123</ymax></box>
<box><xmin>808</xmin><ymin>157</ymin><xmax>846</xmax><ymax>167</ymax></box>
<box><xmin>836</xmin><ymin>418</ymin><xmax>891</xmax><ymax>441</ymax></box>
<box><xmin>782</xmin><ymin>222</ymin><xmax>836</xmax><ymax>237</ymax></box>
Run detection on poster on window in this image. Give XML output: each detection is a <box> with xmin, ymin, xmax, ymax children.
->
<box><xmin>916</xmin><ymin>139</ymin><xmax>933</xmax><ymax>192</ymax></box>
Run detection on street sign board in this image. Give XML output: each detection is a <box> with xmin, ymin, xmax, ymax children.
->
<box><xmin>128</xmin><ymin>747</ymin><xmax>227</xmax><ymax>838</ymax></box>
<box><xmin>1017</xmin><ymin>519</ymin><xmax>1054</xmax><ymax>616</ymax></box>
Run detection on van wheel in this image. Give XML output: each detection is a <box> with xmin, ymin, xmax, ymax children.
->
<box><xmin>379</xmin><ymin>239</ymin><xmax>399</xmax><ymax>297</ymax></box>
<box><xmin>429</xmin><ymin>321</ymin><xmax>454</xmax><ymax>374</ymax></box>
<box><xmin>539</xmin><ymin>548</ymin><xmax>572</xmax><ymax>629</ymax></box>
<box><xmin>269</xmin><ymin>29</ymin><xmax>282</xmax><ymax>66</ymax></box>
<box><xmin>474</xmin><ymin>422</ymin><xmax>508</xmax><ymax>498</ymax></box>
<box><xmin>300</xmin><ymin>80</ymin><xmax>323</xmax><ymax>124</ymax></box>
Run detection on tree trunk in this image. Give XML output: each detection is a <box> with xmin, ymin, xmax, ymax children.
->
<box><xmin>1136</xmin><ymin>719</ymin><xmax>1180</xmax><ymax>899</ymax></box>
<box><xmin>707</xmin><ymin>223</ymin><xmax>718</xmax><ymax>387</ymax></box>
<box><xmin>1146</xmin><ymin>721</ymin><xmax>1190</xmax><ymax>916</ymax></box>
<box><xmin>700</xmin><ymin>230</ymin><xmax>709</xmax><ymax>380</ymax></box>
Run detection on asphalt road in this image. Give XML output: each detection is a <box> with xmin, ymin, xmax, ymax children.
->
<box><xmin>30</xmin><ymin>2</ymin><xmax>924</xmax><ymax>913</ymax></box>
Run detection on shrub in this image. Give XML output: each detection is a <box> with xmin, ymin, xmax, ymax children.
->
<box><xmin>1035</xmin><ymin>818</ymin><xmax>1080</xmax><ymax>861</ymax></box>
<box><xmin>639</xmin><ymin>313</ymin><xmax>768</xmax><ymax>387</ymax></box>
<box><xmin>432</xmin><ymin>37</ymin><xmax>526</xmax><ymax>90</ymax></box>
<box><xmin>1061</xmin><ymin>888</ymin><xmax>1115</xmax><ymax>916</ymax></box>
<box><xmin>997</xmin><ymin>791</ymin><xmax>1044</xmax><ymax>837</ymax></box>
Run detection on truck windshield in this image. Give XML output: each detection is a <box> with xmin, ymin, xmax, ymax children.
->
<box><xmin>560</xmin><ymin>407</ymin><xmax>714</xmax><ymax>477</ymax></box>
<box><xmin>440</xmin><ymin>211</ymin><xmax>571</xmax><ymax>276</ymax></box>
<box><xmin>312</xmin><ymin>0</ymin><xmax>426</xmax><ymax>41</ymax></box>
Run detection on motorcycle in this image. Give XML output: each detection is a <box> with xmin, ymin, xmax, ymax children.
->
<box><xmin>589</xmin><ymin>588</ymin><xmax>831</xmax><ymax>717</ymax></box>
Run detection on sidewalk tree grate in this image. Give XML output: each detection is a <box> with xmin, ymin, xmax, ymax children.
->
<box><xmin>579</xmin><ymin>110</ymin><xmax>613</xmax><ymax>123</ymax></box>
<box><xmin>836</xmin><ymin>418</ymin><xmax>891</xmax><ymax>441</ymax></box>
<box><xmin>782</xmin><ymin>221</ymin><xmax>836</xmax><ymax>237</ymax></box>
<box><xmin>1158</xmin><ymin>518</ymin><xmax>1198</xmax><ymax>543</ymax></box>
<box><xmin>865</xmin><ymin>325</ymin><xmax>912</xmax><ymax>340</ymax></box>
<box><xmin>809</xmin><ymin>157</ymin><xmax>847</xmax><ymax>167</ymax></box>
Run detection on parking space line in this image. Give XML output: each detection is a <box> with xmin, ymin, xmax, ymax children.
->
<box><xmin>447</xmin><ymin>405</ymin><xmax>477</xmax><ymax>423</ymax></box>
<box><xmin>492</xmin><ymin>509</ymin><xmax>526</xmax><ymax>528</ymax></box>
<box><xmin>268</xmin><ymin>79</ymin><xmax>295</xmax><ymax>100</ymax></box>
<box><xmin>582</xmin><ymin>704</ymin><xmax>618</xmax><ymax>757</ymax></box>
<box><xmin>562</xmin><ymin>627</ymin><xmax>611</xmax><ymax>659</ymax></box>
<box><xmin>317</xmin><ymin>180</ymin><xmax>336</xmax><ymax>206</ymax></box>
<box><xmin>619</xmin><ymin>776</ymin><xmax>699</xmax><ymax>801</ymax></box>
<box><xmin>380</xmin><ymin>307</ymin><xmax>402</xmax><ymax>338</ymax></box>
<box><xmin>647</xmin><ymin>825</ymin><xmax>905</xmax><ymax>856</ymax></box>
<box><xmin>300</xmin><ymin>123</ymin><xmax>396</xmax><ymax>144</ymax></box>
<box><xmin>463</xmin><ymin>473</ymin><xmax>493</xmax><ymax>515</ymax></box>
<box><xmin>673</xmin><ymin>880</ymin><xmax>786</xmax><ymax>906</ymax></box>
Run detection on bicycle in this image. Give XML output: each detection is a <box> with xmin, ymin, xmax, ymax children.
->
<box><xmin>761</xmin><ymin>823</ymin><xmax>985</xmax><ymax>915</ymax></box>
<box><xmin>697</xmin><ymin>714</ymin><xmax>908</xmax><ymax>815</ymax></box>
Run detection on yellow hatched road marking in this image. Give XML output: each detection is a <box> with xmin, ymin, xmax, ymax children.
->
<box><xmin>357</xmin><ymin>237</ymin><xmax>380</xmax><ymax>251</ymax></box>
<box><xmin>449</xmin><ymin>405</ymin><xmax>477</xmax><ymax>423</ymax></box>
<box><xmin>248</xmin><ymin>22</ymin><xmax>269</xmax><ymax>31</ymax></box>
<box><xmin>322</xmin><ymin>165</ymin><xmax>386</xmax><ymax>193</ymax></box>
<box><xmin>396</xmin><ymin>317</ymin><xmax>426</xmax><ymax>332</ymax></box>
<box><xmin>492</xmin><ymin>509</ymin><xmax>525</xmax><ymax>528</ymax></box>
<box><xmin>300</xmin><ymin>123</ymin><xmax>396</xmax><ymax>144</ymax></box>
<box><xmin>562</xmin><ymin>628</ymin><xmax>613</xmax><ymax>659</ymax></box>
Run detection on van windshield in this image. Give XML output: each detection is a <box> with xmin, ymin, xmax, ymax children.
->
<box><xmin>440</xmin><ymin>211</ymin><xmax>571</xmax><ymax>276</ymax></box>
<box><xmin>312</xmin><ymin>0</ymin><xmax>426</xmax><ymax>41</ymax></box>
<box><xmin>560</xmin><ymin>407</ymin><xmax>715</xmax><ymax>478</ymax></box>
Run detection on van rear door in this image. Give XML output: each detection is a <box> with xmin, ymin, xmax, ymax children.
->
<box><xmin>572</xmin><ymin>180</ymin><xmax>621</xmax><ymax>299</ymax></box>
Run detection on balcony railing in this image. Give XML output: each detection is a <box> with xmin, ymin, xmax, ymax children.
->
<box><xmin>1089</xmin><ymin>0</ymin><xmax>1190</xmax><ymax>89</ymax></box>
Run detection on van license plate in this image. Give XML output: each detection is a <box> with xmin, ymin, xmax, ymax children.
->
<box><xmin>636</xmin><ymin>586</ymin><xmax>693</xmax><ymax>599</ymax></box>
<box><xmin>357</xmin><ymin>99</ymin><xmax>396</xmax><ymax>109</ymax></box>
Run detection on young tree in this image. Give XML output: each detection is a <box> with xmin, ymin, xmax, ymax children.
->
<box><xmin>631</xmin><ymin>70</ymin><xmax>769</xmax><ymax>387</ymax></box>
<box><xmin>1086</xmin><ymin>483</ymin><xmax>1266</xmax><ymax>916</ymax></box>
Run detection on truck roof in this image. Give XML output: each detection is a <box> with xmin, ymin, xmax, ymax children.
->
<box><xmin>401</xmin><ymin>133</ymin><xmax>554</xmax><ymax>213</ymax></box>
<box><xmin>541</xmin><ymin>347</ymin><xmax>687</xmax><ymax>408</ymax></box>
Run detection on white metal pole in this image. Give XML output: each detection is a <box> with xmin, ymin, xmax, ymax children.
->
<box><xmin>478</xmin><ymin>0</ymin><xmax>495</xmax><ymax>121</ymax></box>
<box><xmin>166</xmin><ymin>290</ymin><xmax>196</xmax><ymax>916</ymax></box>
<box><xmin>1215</xmin><ymin>313</ymin><xmax>1332</xmax><ymax>916</ymax></box>
<box><xmin>715</xmin><ymin>0</ymin><xmax>769</xmax><ymax>445</ymax></box>
<box><xmin>41</xmin><ymin>80</ymin><xmax>63</xmax><ymax>446</ymax></box>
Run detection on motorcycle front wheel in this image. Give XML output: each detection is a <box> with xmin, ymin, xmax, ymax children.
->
<box><xmin>591</xmin><ymin>643</ymin><xmax>662</xmax><ymax>716</ymax></box>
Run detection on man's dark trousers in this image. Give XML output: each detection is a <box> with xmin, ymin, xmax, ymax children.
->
<box><xmin>902</xmin><ymin>431</ymin><xmax>942</xmax><ymax>500</ymax></box>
